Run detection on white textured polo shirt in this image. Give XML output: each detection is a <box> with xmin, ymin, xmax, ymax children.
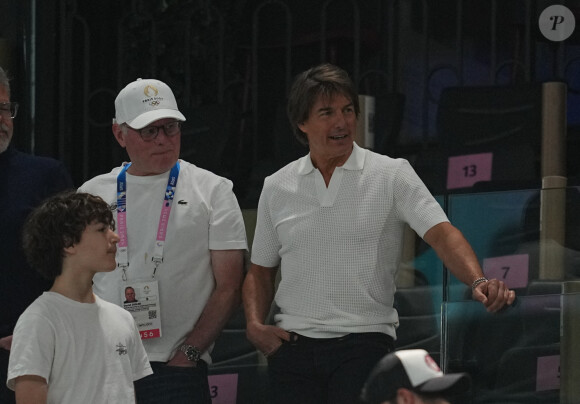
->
<box><xmin>251</xmin><ymin>143</ymin><xmax>448</xmax><ymax>339</ymax></box>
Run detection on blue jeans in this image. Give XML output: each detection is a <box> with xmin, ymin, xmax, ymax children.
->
<box><xmin>135</xmin><ymin>361</ymin><xmax>211</xmax><ymax>404</ymax></box>
<box><xmin>267</xmin><ymin>332</ymin><xmax>394</xmax><ymax>404</ymax></box>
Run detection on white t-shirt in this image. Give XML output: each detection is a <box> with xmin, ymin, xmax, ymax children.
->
<box><xmin>79</xmin><ymin>160</ymin><xmax>247</xmax><ymax>362</ymax></box>
<box><xmin>251</xmin><ymin>143</ymin><xmax>449</xmax><ymax>339</ymax></box>
<box><xmin>7</xmin><ymin>292</ymin><xmax>152</xmax><ymax>404</ymax></box>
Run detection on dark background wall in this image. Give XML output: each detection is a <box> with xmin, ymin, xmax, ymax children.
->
<box><xmin>1</xmin><ymin>0</ymin><xmax>580</xmax><ymax>206</ymax></box>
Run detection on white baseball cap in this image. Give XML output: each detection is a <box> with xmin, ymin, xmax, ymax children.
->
<box><xmin>360</xmin><ymin>349</ymin><xmax>470</xmax><ymax>403</ymax></box>
<box><xmin>114</xmin><ymin>78</ymin><xmax>186</xmax><ymax>129</ymax></box>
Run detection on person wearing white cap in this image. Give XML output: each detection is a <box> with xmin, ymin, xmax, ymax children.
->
<box><xmin>360</xmin><ymin>349</ymin><xmax>471</xmax><ymax>404</ymax></box>
<box><xmin>79</xmin><ymin>78</ymin><xmax>247</xmax><ymax>403</ymax></box>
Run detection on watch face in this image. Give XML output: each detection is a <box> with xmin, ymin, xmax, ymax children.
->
<box><xmin>181</xmin><ymin>344</ymin><xmax>200</xmax><ymax>362</ymax></box>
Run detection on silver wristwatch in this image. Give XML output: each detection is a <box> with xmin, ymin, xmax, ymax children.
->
<box><xmin>179</xmin><ymin>344</ymin><xmax>201</xmax><ymax>362</ymax></box>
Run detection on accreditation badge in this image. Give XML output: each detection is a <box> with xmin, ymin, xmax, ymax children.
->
<box><xmin>121</xmin><ymin>280</ymin><xmax>162</xmax><ymax>339</ymax></box>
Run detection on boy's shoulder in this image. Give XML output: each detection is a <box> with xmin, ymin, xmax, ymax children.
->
<box><xmin>21</xmin><ymin>292</ymin><xmax>56</xmax><ymax>315</ymax></box>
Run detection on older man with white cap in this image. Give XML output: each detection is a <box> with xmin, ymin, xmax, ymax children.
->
<box><xmin>360</xmin><ymin>349</ymin><xmax>471</xmax><ymax>404</ymax></box>
<box><xmin>79</xmin><ymin>78</ymin><xmax>247</xmax><ymax>403</ymax></box>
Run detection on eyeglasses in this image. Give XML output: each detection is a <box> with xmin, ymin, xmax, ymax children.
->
<box><xmin>129</xmin><ymin>121</ymin><xmax>182</xmax><ymax>141</ymax></box>
<box><xmin>0</xmin><ymin>102</ymin><xmax>19</xmax><ymax>119</ymax></box>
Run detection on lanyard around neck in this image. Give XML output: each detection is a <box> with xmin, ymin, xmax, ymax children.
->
<box><xmin>116</xmin><ymin>161</ymin><xmax>181</xmax><ymax>280</ymax></box>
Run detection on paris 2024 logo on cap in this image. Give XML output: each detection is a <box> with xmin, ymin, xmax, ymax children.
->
<box><xmin>539</xmin><ymin>5</ymin><xmax>576</xmax><ymax>42</ymax></box>
<box><xmin>143</xmin><ymin>84</ymin><xmax>163</xmax><ymax>107</ymax></box>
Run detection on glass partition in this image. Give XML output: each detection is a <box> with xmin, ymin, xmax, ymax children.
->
<box><xmin>436</xmin><ymin>186</ymin><xmax>580</xmax><ymax>403</ymax></box>
<box><xmin>441</xmin><ymin>291</ymin><xmax>580</xmax><ymax>403</ymax></box>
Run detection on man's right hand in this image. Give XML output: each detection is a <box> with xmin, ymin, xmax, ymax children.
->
<box><xmin>246</xmin><ymin>322</ymin><xmax>291</xmax><ymax>357</ymax></box>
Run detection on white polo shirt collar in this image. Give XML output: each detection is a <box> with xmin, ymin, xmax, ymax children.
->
<box><xmin>297</xmin><ymin>142</ymin><xmax>366</xmax><ymax>175</ymax></box>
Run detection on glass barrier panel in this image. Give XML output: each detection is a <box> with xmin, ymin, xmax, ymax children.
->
<box><xmin>441</xmin><ymin>291</ymin><xmax>570</xmax><ymax>404</ymax></box>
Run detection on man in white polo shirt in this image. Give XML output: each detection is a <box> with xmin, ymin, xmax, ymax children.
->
<box><xmin>79</xmin><ymin>78</ymin><xmax>247</xmax><ymax>403</ymax></box>
<box><xmin>242</xmin><ymin>63</ymin><xmax>515</xmax><ymax>404</ymax></box>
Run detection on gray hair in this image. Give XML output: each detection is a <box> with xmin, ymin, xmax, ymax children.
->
<box><xmin>119</xmin><ymin>123</ymin><xmax>129</xmax><ymax>135</ymax></box>
<box><xmin>287</xmin><ymin>63</ymin><xmax>360</xmax><ymax>146</ymax></box>
<box><xmin>0</xmin><ymin>66</ymin><xmax>10</xmax><ymax>96</ymax></box>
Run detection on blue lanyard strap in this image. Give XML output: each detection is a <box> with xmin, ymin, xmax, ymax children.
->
<box><xmin>116</xmin><ymin>161</ymin><xmax>181</xmax><ymax>280</ymax></box>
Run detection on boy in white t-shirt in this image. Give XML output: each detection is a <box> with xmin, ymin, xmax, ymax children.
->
<box><xmin>6</xmin><ymin>191</ymin><xmax>152</xmax><ymax>404</ymax></box>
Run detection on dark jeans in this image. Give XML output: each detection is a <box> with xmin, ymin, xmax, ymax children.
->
<box><xmin>267</xmin><ymin>332</ymin><xmax>394</xmax><ymax>404</ymax></box>
<box><xmin>0</xmin><ymin>348</ymin><xmax>15</xmax><ymax>404</ymax></box>
<box><xmin>135</xmin><ymin>361</ymin><xmax>211</xmax><ymax>404</ymax></box>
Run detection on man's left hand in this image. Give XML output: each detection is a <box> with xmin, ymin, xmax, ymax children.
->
<box><xmin>166</xmin><ymin>350</ymin><xmax>197</xmax><ymax>368</ymax></box>
<box><xmin>472</xmin><ymin>279</ymin><xmax>516</xmax><ymax>313</ymax></box>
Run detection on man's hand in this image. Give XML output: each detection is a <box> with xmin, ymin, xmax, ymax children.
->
<box><xmin>246</xmin><ymin>321</ymin><xmax>291</xmax><ymax>357</ymax></box>
<box><xmin>0</xmin><ymin>335</ymin><xmax>12</xmax><ymax>351</ymax></box>
<box><xmin>166</xmin><ymin>351</ymin><xmax>197</xmax><ymax>368</ymax></box>
<box><xmin>472</xmin><ymin>278</ymin><xmax>516</xmax><ymax>312</ymax></box>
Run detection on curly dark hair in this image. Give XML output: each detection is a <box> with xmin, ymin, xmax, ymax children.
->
<box><xmin>22</xmin><ymin>191</ymin><xmax>115</xmax><ymax>280</ymax></box>
<box><xmin>287</xmin><ymin>63</ymin><xmax>360</xmax><ymax>146</ymax></box>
